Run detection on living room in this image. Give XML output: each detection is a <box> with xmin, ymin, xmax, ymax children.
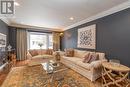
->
<box><xmin>0</xmin><ymin>0</ymin><xmax>130</xmax><ymax>87</ymax></box>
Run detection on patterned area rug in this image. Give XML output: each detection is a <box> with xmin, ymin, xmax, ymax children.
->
<box><xmin>1</xmin><ymin>65</ymin><xmax>101</xmax><ymax>87</ymax></box>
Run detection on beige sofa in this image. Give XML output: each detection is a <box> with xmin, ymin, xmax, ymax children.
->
<box><xmin>60</xmin><ymin>49</ymin><xmax>107</xmax><ymax>81</ymax></box>
<box><xmin>27</xmin><ymin>49</ymin><xmax>54</xmax><ymax>59</ymax></box>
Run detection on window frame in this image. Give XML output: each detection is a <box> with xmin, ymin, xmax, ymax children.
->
<box><xmin>28</xmin><ymin>32</ymin><xmax>53</xmax><ymax>50</ymax></box>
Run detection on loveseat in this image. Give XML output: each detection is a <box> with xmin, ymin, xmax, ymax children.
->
<box><xmin>60</xmin><ymin>49</ymin><xmax>107</xmax><ymax>81</ymax></box>
<box><xmin>27</xmin><ymin>49</ymin><xmax>54</xmax><ymax>59</ymax></box>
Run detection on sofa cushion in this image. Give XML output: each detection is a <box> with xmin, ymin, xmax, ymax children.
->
<box><xmin>74</xmin><ymin>49</ymin><xmax>88</xmax><ymax>58</ymax></box>
<box><xmin>62</xmin><ymin>56</ymin><xmax>91</xmax><ymax>70</ymax></box>
<box><xmin>46</xmin><ymin>49</ymin><xmax>53</xmax><ymax>55</ymax></box>
<box><xmin>29</xmin><ymin>50</ymin><xmax>38</xmax><ymax>57</ymax></box>
<box><xmin>76</xmin><ymin>61</ymin><xmax>91</xmax><ymax>70</ymax></box>
<box><xmin>62</xmin><ymin>56</ymin><xmax>81</xmax><ymax>62</ymax></box>
<box><xmin>32</xmin><ymin>55</ymin><xmax>53</xmax><ymax>59</ymax></box>
<box><xmin>65</xmin><ymin>49</ymin><xmax>74</xmax><ymax>57</ymax></box>
<box><xmin>37</xmin><ymin>49</ymin><xmax>47</xmax><ymax>55</ymax></box>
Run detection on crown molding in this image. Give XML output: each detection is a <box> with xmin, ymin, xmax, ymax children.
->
<box><xmin>0</xmin><ymin>18</ymin><xmax>10</xmax><ymax>25</ymax></box>
<box><xmin>63</xmin><ymin>1</ymin><xmax>130</xmax><ymax>31</ymax></box>
<box><xmin>9</xmin><ymin>23</ymin><xmax>63</xmax><ymax>32</ymax></box>
<box><xmin>0</xmin><ymin>18</ymin><xmax>63</xmax><ymax>31</ymax></box>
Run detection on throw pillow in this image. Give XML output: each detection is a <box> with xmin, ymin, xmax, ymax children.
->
<box><xmin>65</xmin><ymin>49</ymin><xmax>74</xmax><ymax>57</ymax></box>
<box><xmin>29</xmin><ymin>50</ymin><xmax>38</xmax><ymax>57</ymax></box>
<box><xmin>88</xmin><ymin>53</ymin><xmax>99</xmax><ymax>63</ymax></box>
<box><xmin>46</xmin><ymin>49</ymin><xmax>53</xmax><ymax>55</ymax></box>
<box><xmin>82</xmin><ymin>53</ymin><xmax>90</xmax><ymax>63</ymax></box>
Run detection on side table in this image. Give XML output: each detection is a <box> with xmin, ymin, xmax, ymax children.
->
<box><xmin>102</xmin><ymin>62</ymin><xmax>130</xmax><ymax>87</ymax></box>
<box><xmin>54</xmin><ymin>51</ymin><xmax>61</xmax><ymax>61</ymax></box>
<box><xmin>7</xmin><ymin>51</ymin><xmax>16</xmax><ymax>70</ymax></box>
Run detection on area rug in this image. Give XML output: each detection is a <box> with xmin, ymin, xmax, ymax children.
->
<box><xmin>1</xmin><ymin>65</ymin><xmax>101</xmax><ymax>87</ymax></box>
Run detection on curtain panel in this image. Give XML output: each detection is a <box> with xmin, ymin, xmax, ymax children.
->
<box><xmin>16</xmin><ymin>29</ymin><xmax>27</xmax><ymax>60</ymax></box>
<box><xmin>53</xmin><ymin>32</ymin><xmax>60</xmax><ymax>51</ymax></box>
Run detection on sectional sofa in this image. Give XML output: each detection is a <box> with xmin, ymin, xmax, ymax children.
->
<box><xmin>27</xmin><ymin>49</ymin><xmax>54</xmax><ymax>59</ymax></box>
<box><xmin>60</xmin><ymin>49</ymin><xmax>107</xmax><ymax>81</ymax></box>
<box><xmin>27</xmin><ymin>49</ymin><xmax>54</xmax><ymax>66</ymax></box>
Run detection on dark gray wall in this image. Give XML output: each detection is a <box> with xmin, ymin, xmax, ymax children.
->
<box><xmin>0</xmin><ymin>19</ymin><xmax>8</xmax><ymax>65</ymax></box>
<box><xmin>0</xmin><ymin>20</ymin><xmax>8</xmax><ymax>36</ymax></box>
<box><xmin>61</xmin><ymin>8</ymin><xmax>130</xmax><ymax>67</ymax></box>
<box><xmin>8</xmin><ymin>26</ymin><xmax>17</xmax><ymax>49</ymax></box>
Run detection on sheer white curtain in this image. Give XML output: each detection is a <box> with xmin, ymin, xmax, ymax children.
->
<box><xmin>16</xmin><ymin>29</ymin><xmax>27</xmax><ymax>60</ymax></box>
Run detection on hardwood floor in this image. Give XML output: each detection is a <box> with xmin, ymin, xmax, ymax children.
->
<box><xmin>0</xmin><ymin>72</ymin><xmax>8</xmax><ymax>86</ymax></box>
<box><xmin>0</xmin><ymin>60</ymin><xmax>29</xmax><ymax>86</ymax></box>
<box><xmin>15</xmin><ymin>60</ymin><xmax>29</xmax><ymax>67</ymax></box>
<box><xmin>0</xmin><ymin>58</ymin><xmax>50</xmax><ymax>86</ymax></box>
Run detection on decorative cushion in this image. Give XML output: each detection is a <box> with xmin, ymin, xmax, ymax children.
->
<box><xmin>29</xmin><ymin>50</ymin><xmax>38</xmax><ymax>57</ymax></box>
<box><xmin>88</xmin><ymin>53</ymin><xmax>99</xmax><ymax>63</ymax></box>
<box><xmin>46</xmin><ymin>49</ymin><xmax>53</xmax><ymax>55</ymax></box>
<box><xmin>96</xmin><ymin>52</ymin><xmax>105</xmax><ymax>60</ymax></box>
<box><xmin>37</xmin><ymin>49</ymin><xmax>46</xmax><ymax>55</ymax></box>
<box><xmin>65</xmin><ymin>49</ymin><xmax>74</xmax><ymax>57</ymax></box>
<box><xmin>82</xmin><ymin>53</ymin><xmax>90</xmax><ymax>63</ymax></box>
<box><xmin>74</xmin><ymin>49</ymin><xmax>88</xmax><ymax>58</ymax></box>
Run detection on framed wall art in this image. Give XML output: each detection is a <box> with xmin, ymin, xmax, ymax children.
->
<box><xmin>77</xmin><ymin>24</ymin><xmax>96</xmax><ymax>49</ymax></box>
<box><xmin>0</xmin><ymin>33</ymin><xmax>6</xmax><ymax>48</ymax></box>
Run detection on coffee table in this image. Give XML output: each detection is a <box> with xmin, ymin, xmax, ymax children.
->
<box><xmin>41</xmin><ymin>60</ymin><xmax>68</xmax><ymax>73</ymax></box>
<box><xmin>41</xmin><ymin>60</ymin><xmax>68</xmax><ymax>86</ymax></box>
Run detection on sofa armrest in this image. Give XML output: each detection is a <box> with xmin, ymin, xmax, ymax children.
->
<box><xmin>90</xmin><ymin>58</ymin><xmax>107</xmax><ymax>68</ymax></box>
<box><xmin>27</xmin><ymin>52</ymin><xmax>33</xmax><ymax>59</ymax></box>
<box><xmin>101</xmin><ymin>58</ymin><xmax>108</xmax><ymax>62</ymax></box>
<box><xmin>59</xmin><ymin>51</ymin><xmax>65</xmax><ymax>56</ymax></box>
<box><xmin>90</xmin><ymin>59</ymin><xmax>108</xmax><ymax>73</ymax></box>
<box><xmin>90</xmin><ymin>60</ymin><xmax>102</xmax><ymax>69</ymax></box>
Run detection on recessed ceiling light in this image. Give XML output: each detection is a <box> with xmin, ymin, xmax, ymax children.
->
<box><xmin>14</xmin><ymin>2</ymin><xmax>20</xmax><ymax>6</ymax></box>
<box><xmin>69</xmin><ymin>17</ymin><xmax>74</xmax><ymax>20</ymax></box>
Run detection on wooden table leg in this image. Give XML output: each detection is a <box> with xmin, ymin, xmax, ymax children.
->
<box><xmin>102</xmin><ymin>67</ymin><xmax>129</xmax><ymax>87</ymax></box>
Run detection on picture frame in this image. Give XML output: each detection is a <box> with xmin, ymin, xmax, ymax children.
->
<box><xmin>0</xmin><ymin>33</ymin><xmax>6</xmax><ymax>47</ymax></box>
<box><xmin>77</xmin><ymin>24</ymin><xmax>96</xmax><ymax>49</ymax></box>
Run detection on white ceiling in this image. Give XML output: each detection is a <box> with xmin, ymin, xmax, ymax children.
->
<box><xmin>6</xmin><ymin>0</ymin><xmax>129</xmax><ymax>31</ymax></box>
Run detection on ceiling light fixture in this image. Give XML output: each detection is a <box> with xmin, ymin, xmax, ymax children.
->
<box><xmin>69</xmin><ymin>17</ymin><xmax>74</xmax><ymax>20</ymax></box>
<box><xmin>14</xmin><ymin>2</ymin><xmax>20</xmax><ymax>6</ymax></box>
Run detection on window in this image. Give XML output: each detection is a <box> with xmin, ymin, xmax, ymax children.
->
<box><xmin>28</xmin><ymin>32</ymin><xmax>53</xmax><ymax>49</ymax></box>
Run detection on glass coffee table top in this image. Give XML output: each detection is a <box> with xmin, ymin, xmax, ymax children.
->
<box><xmin>41</xmin><ymin>60</ymin><xmax>68</xmax><ymax>74</ymax></box>
<box><xmin>41</xmin><ymin>60</ymin><xmax>68</xmax><ymax>85</ymax></box>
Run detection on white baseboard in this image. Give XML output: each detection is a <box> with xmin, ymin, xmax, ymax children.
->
<box><xmin>0</xmin><ymin>63</ymin><xmax>8</xmax><ymax>72</ymax></box>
